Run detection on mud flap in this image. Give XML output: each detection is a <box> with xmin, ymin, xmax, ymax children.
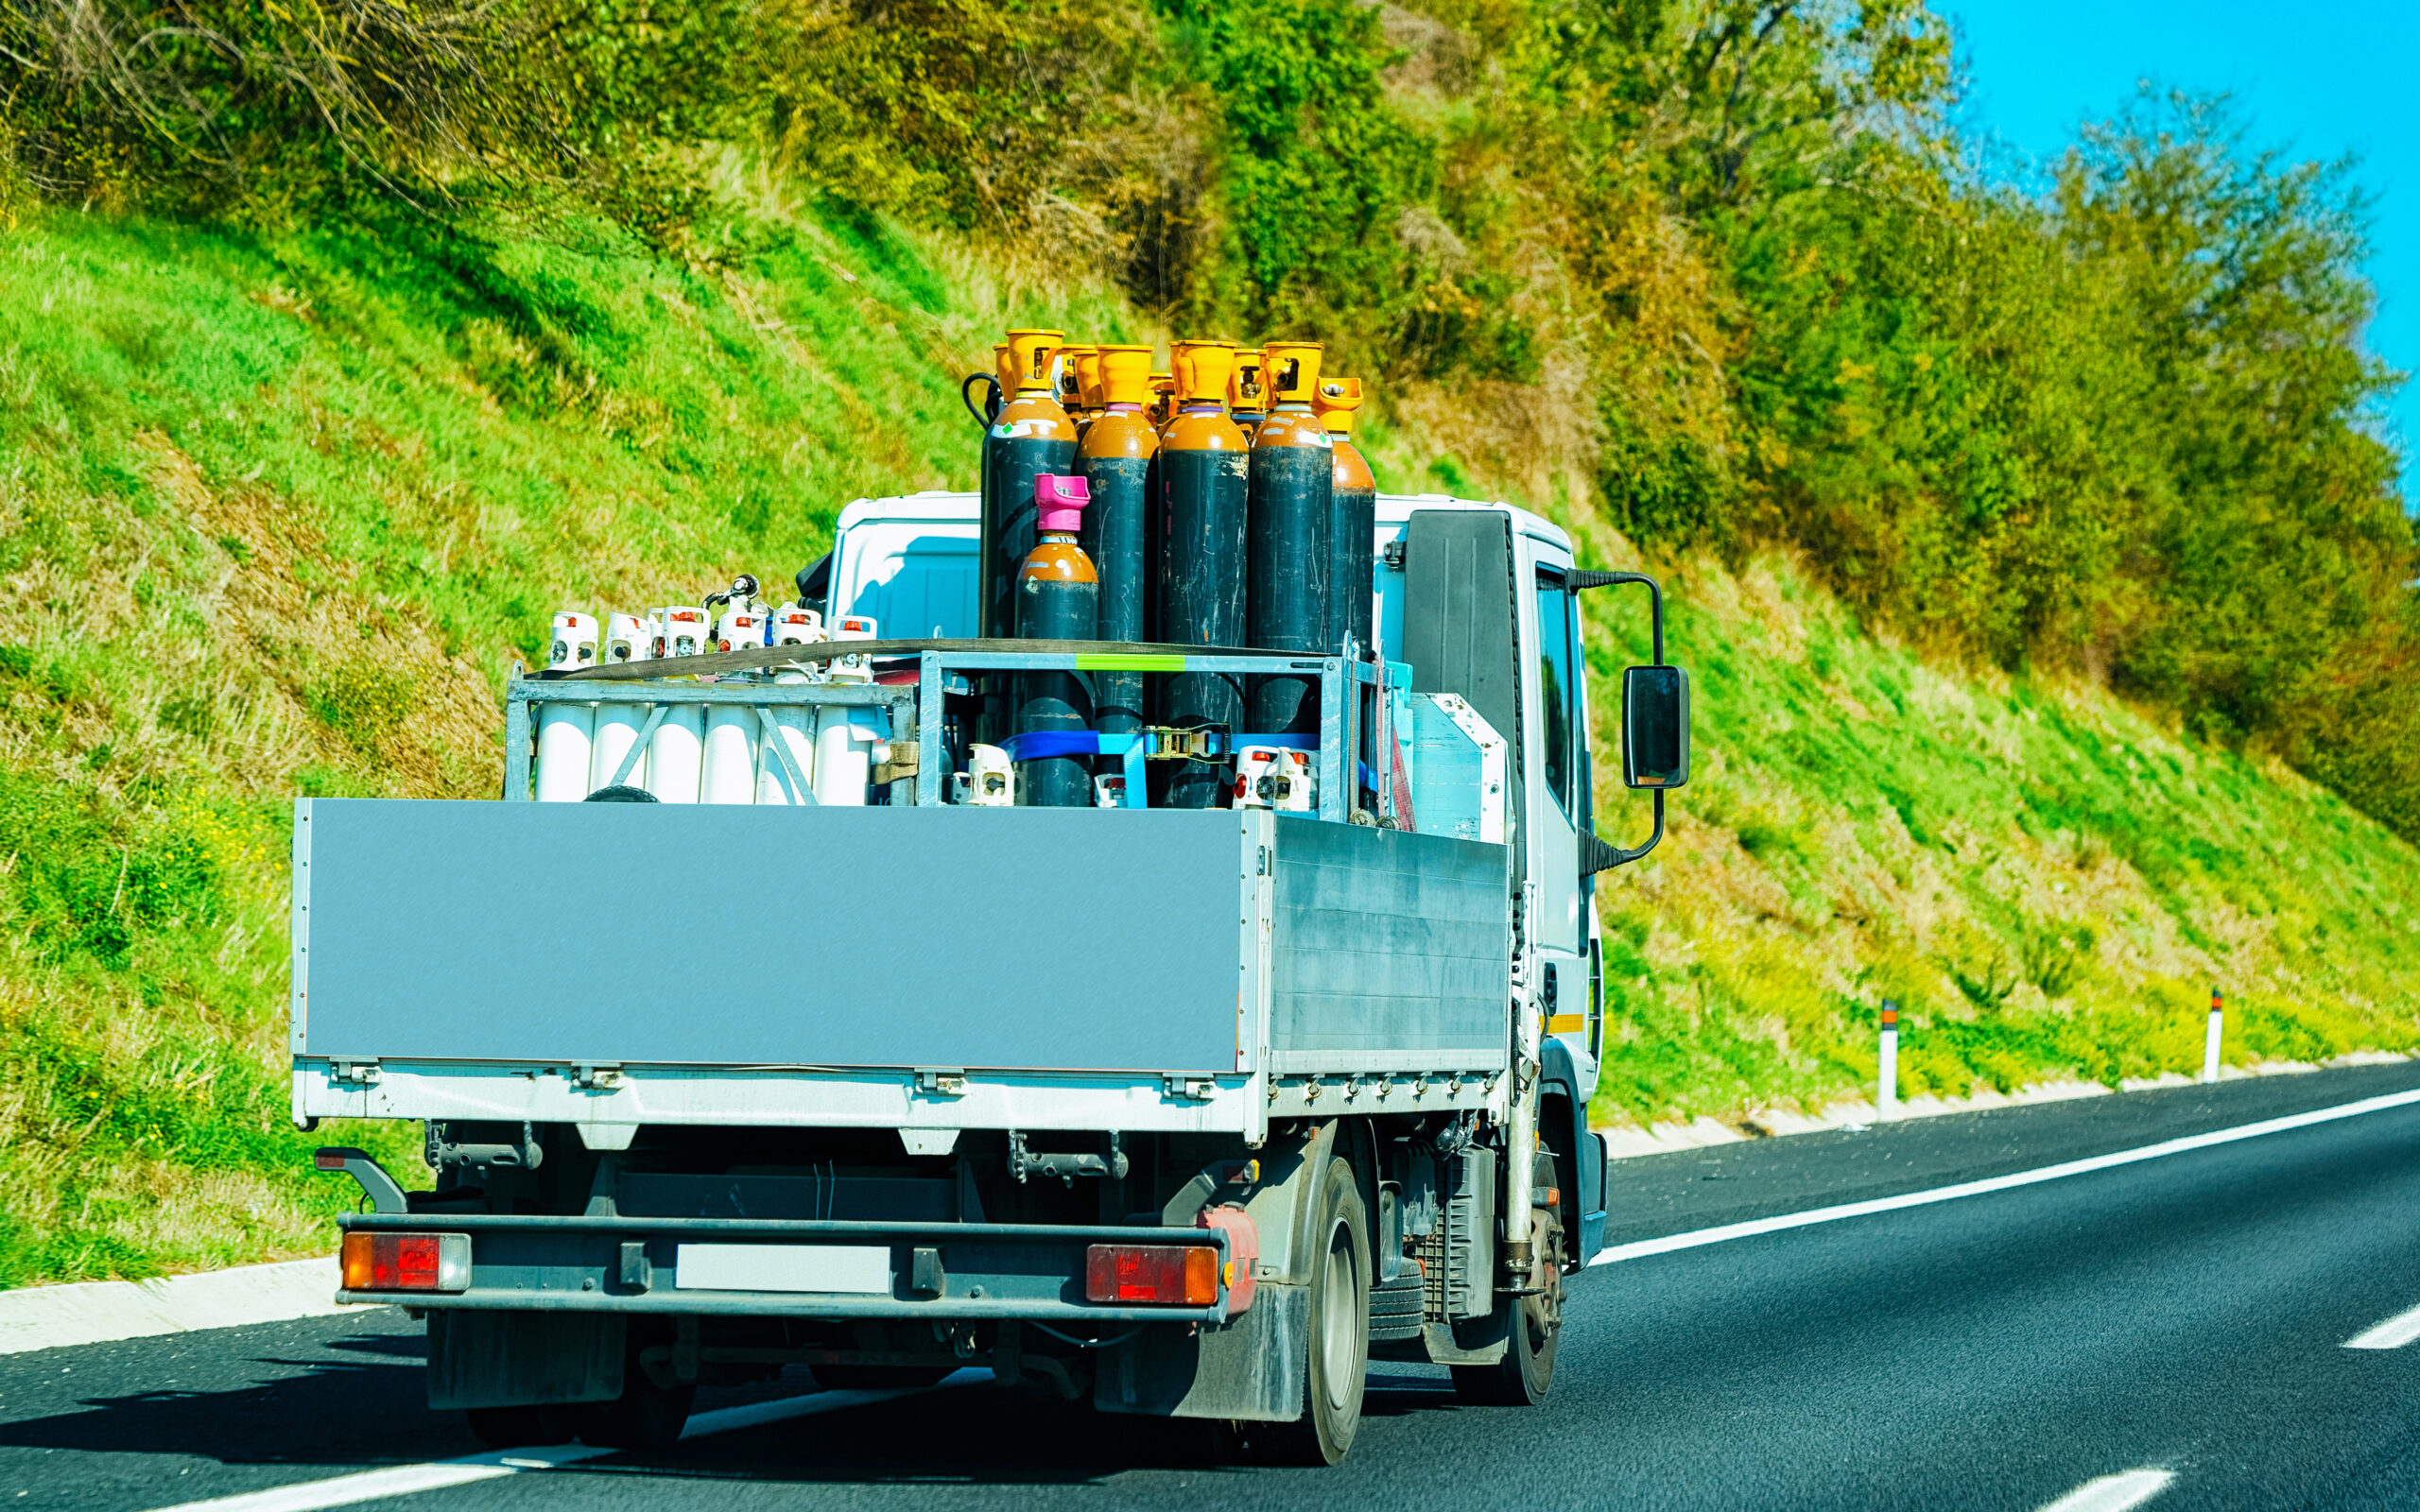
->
<box><xmin>1422</xmin><ymin>1309</ymin><xmax>1510</xmax><ymax>1366</ymax></box>
<box><xmin>1093</xmin><ymin>1282</ymin><xmax>1308</xmax><ymax>1421</ymax></box>
<box><xmin>426</xmin><ymin>1310</ymin><xmax>626</xmax><ymax>1409</ymax></box>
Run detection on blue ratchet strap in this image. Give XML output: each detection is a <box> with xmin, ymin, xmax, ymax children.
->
<box><xmin>996</xmin><ymin>731</ymin><xmax>1150</xmax><ymax>808</ymax></box>
<box><xmin>995</xmin><ymin>731</ymin><xmax>1375</xmax><ymax>804</ymax></box>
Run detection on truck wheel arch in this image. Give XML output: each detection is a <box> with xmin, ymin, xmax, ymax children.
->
<box><xmin>1237</xmin><ymin>1121</ymin><xmax>1341</xmax><ymax>1287</ymax></box>
<box><xmin>1538</xmin><ymin>1040</ymin><xmax>1600</xmax><ymax>1265</ymax></box>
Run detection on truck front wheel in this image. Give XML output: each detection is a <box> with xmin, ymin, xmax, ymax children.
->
<box><xmin>1450</xmin><ymin>1177</ymin><xmax>1564</xmax><ymax>1406</ymax></box>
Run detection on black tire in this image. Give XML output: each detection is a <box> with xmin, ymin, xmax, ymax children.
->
<box><xmin>462</xmin><ymin>1404</ymin><xmax>576</xmax><ymax>1450</ymax></box>
<box><xmin>1451</xmin><ymin>1156</ymin><xmax>1564</xmax><ymax>1407</ymax></box>
<box><xmin>576</xmin><ymin>1366</ymin><xmax>695</xmax><ymax>1452</ymax></box>
<box><xmin>583</xmin><ymin>784</ymin><xmax>657</xmax><ymax>802</ymax></box>
<box><xmin>810</xmin><ymin>1365</ymin><xmax>957</xmax><ymax>1390</ymax></box>
<box><xmin>1254</xmin><ymin>1156</ymin><xmax>1370</xmax><ymax>1467</ymax></box>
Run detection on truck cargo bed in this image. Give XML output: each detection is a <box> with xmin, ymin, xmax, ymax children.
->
<box><xmin>291</xmin><ymin>799</ymin><xmax>1511</xmax><ymax>1129</ymax></box>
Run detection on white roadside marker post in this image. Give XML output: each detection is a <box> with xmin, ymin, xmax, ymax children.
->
<box><xmin>2203</xmin><ymin>987</ymin><xmax>2224</xmax><ymax>1085</ymax></box>
<box><xmin>1878</xmin><ymin>1000</ymin><xmax>1900</xmax><ymax>1122</ymax></box>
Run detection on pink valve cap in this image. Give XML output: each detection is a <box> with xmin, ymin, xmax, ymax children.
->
<box><xmin>1035</xmin><ymin>473</ymin><xmax>1090</xmax><ymax>533</ymax></box>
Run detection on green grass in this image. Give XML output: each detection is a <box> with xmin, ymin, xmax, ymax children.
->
<box><xmin>1564</xmin><ymin>549</ymin><xmax>2420</xmax><ymax>1128</ymax></box>
<box><xmin>0</xmin><ymin>198</ymin><xmax>2414</xmax><ymax>1280</ymax></box>
<box><xmin>0</xmin><ymin>198</ymin><xmax>1126</xmax><ymax>1283</ymax></box>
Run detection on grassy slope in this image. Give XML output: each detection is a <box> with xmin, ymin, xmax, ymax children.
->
<box><xmin>0</xmin><ymin>198</ymin><xmax>2412</xmax><ymax>1282</ymax></box>
<box><xmin>0</xmin><ymin>197</ymin><xmax>1132</xmax><ymax>1283</ymax></box>
<box><xmin>1566</xmin><ymin>537</ymin><xmax>2420</xmax><ymax>1126</ymax></box>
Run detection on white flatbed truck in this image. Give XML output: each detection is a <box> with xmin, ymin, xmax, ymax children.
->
<box><xmin>293</xmin><ymin>492</ymin><xmax>1689</xmax><ymax>1464</ymax></box>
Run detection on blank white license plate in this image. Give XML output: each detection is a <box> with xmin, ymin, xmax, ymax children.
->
<box><xmin>673</xmin><ymin>1243</ymin><xmax>890</xmax><ymax>1295</ymax></box>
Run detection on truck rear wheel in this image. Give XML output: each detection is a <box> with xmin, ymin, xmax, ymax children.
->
<box><xmin>576</xmin><ymin>1377</ymin><xmax>694</xmax><ymax>1452</ymax></box>
<box><xmin>1450</xmin><ymin>1177</ymin><xmax>1564</xmax><ymax>1407</ymax></box>
<box><xmin>576</xmin><ymin>1333</ymin><xmax>696</xmax><ymax>1452</ymax></box>
<box><xmin>1255</xmin><ymin>1157</ymin><xmax>1370</xmax><ymax>1467</ymax></box>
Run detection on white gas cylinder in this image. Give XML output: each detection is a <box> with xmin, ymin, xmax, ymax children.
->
<box><xmin>535</xmin><ymin>611</ymin><xmax>598</xmax><ymax>801</ymax></box>
<box><xmin>812</xmin><ymin>705</ymin><xmax>888</xmax><ymax>806</ymax></box>
<box><xmin>770</xmin><ymin>603</ymin><xmax>825</xmax><ymax>648</ymax></box>
<box><xmin>713</xmin><ymin>607</ymin><xmax>763</xmax><ymax>656</ymax></box>
<box><xmin>588</xmin><ymin>611</ymin><xmax>653</xmax><ymax>793</ymax></box>
<box><xmin>1233</xmin><ymin>747</ymin><xmax>1313</xmax><ymax>812</ymax></box>
<box><xmin>656</xmin><ymin>605</ymin><xmax>709</xmax><ymax>660</ymax></box>
<box><xmin>548</xmin><ymin>610</ymin><xmax>598</xmax><ymax>673</ymax></box>
<box><xmin>827</xmin><ymin>614</ymin><xmax>877</xmax><ymax>684</ymax></box>
<box><xmin>646</xmin><ymin>606</ymin><xmax>710</xmax><ymax>802</ymax></box>
<box><xmin>959</xmin><ymin>744</ymin><xmax>1014</xmax><ymax>806</ymax></box>
<box><xmin>1274</xmin><ymin>748</ymin><xmax>1315</xmax><ymax>812</ymax></box>
<box><xmin>700</xmin><ymin>705</ymin><xmax>759</xmax><ymax>804</ymax></box>
<box><xmin>602</xmin><ymin>610</ymin><xmax>649</xmax><ymax>664</ymax></box>
<box><xmin>755</xmin><ymin>603</ymin><xmax>824</xmax><ymax>804</ymax></box>
<box><xmin>700</xmin><ymin>608</ymin><xmax>764</xmax><ymax>804</ymax></box>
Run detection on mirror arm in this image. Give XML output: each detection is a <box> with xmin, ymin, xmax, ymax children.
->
<box><xmin>1574</xmin><ymin>567</ymin><xmax>1677</xmax><ymax>874</ymax></box>
<box><xmin>1582</xmin><ymin>789</ymin><xmax>1664</xmax><ymax>874</ymax></box>
<box><xmin>1567</xmin><ymin>570</ymin><xmax>1663</xmax><ymax>665</ymax></box>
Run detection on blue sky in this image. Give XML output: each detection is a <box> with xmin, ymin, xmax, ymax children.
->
<box><xmin>1944</xmin><ymin>0</ymin><xmax>2417</xmax><ymax>497</ymax></box>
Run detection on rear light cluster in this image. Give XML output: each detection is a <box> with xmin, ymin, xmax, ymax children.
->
<box><xmin>1085</xmin><ymin>1244</ymin><xmax>1219</xmax><ymax>1306</ymax></box>
<box><xmin>340</xmin><ymin>1231</ymin><xmax>472</xmax><ymax>1293</ymax></box>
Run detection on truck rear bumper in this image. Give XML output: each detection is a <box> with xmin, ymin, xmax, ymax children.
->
<box><xmin>336</xmin><ymin>1211</ymin><xmax>1234</xmax><ymax>1326</ymax></box>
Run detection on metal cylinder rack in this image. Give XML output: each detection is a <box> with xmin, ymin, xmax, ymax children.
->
<box><xmin>511</xmin><ymin>640</ymin><xmax>1408</xmax><ymax>828</ymax></box>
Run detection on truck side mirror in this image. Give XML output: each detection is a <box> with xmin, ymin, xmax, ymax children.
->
<box><xmin>1568</xmin><ymin>568</ymin><xmax>1685</xmax><ymax>874</ymax></box>
<box><xmin>1622</xmin><ymin>665</ymin><xmax>1690</xmax><ymax>790</ymax></box>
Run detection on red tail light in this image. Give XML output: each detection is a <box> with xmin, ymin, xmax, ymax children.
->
<box><xmin>340</xmin><ymin>1231</ymin><xmax>472</xmax><ymax>1293</ymax></box>
<box><xmin>1085</xmin><ymin>1244</ymin><xmax>1219</xmax><ymax>1306</ymax></box>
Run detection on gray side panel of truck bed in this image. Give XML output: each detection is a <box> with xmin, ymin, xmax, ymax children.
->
<box><xmin>295</xmin><ymin>800</ymin><xmax>1243</xmax><ymax>1072</ymax></box>
<box><xmin>1268</xmin><ymin>816</ymin><xmax>1510</xmax><ymax>1070</ymax></box>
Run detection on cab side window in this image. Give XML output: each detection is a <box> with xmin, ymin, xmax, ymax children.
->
<box><xmin>1535</xmin><ymin>572</ymin><xmax>1578</xmax><ymax>816</ymax></box>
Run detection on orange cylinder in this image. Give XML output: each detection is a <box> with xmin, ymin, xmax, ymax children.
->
<box><xmin>1314</xmin><ymin>376</ymin><xmax>1376</xmax><ymax>659</ymax></box>
<box><xmin>1245</xmin><ymin>342</ymin><xmax>1333</xmax><ymax>737</ymax></box>
<box><xmin>981</xmin><ymin>330</ymin><xmax>1078</xmax><ymax>738</ymax></box>
<box><xmin>1081</xmin><ymin>345</ymin><xmax>1159</xmax><ymax>735</ymax></box>
<box><xmin>1160</xmin><ymin>340</ymin><xmax>1251</xmax><ymax>808</ymax></box>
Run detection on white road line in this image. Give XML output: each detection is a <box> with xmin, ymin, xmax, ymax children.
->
<box><xmin>1592</xmin><ymin>1087</ymin><xmax>2420</xmax><ymax>1267</ymax></box>
<box><xmin>2344</xmin><ymin>1298</ymin><xmax>2420</xmax><ymax>1349</ymax></box>
<box><xmin>140</xmin><ymin>1448</ymin><xmax>597</xmax><ymax>1512</ymax></box>
<box><xmin>115</xmin><ymin>1085</ymin><xmax>2420</xmax><ymax>1512</ymax></box>
<box><xmin>136</xmin><ymin>1371</ymin><xmax>986</xmax><ymax>1512</ymax></box>
<box><xmin>2034</xmin><ymin>1469</ymin><xmax>2175</xmax><ymax>1512</ymax></box>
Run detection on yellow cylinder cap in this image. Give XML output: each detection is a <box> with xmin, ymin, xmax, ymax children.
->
<box><xmin>993</xmin><ymin>343</ymin><xmax>1011</xmax><ymax>390</ymax></box>
<box><xmin>1005</xmin><ymin>330</ymin><xmax>1064</xmax><ymax>395</ymax></box>
<box><xmin>1313</xmin><ymin>375</ymin><xmax>1365</xmax><ymax>435</ymax></box>
<box><xmin>1097</xmin><ymin>345</ymin><xmax>1152</xmax><ymax>406</ymax></box>
<box><xmin>1057</xmin><ymin>344</ymin><xmax>1097</xmax><ymax>410</ymax></box>
<box><xmin>1263</xmin><ymin>342</ymin><xmax>1324</xmax><ymax>405</ymax></box>
<box><xmin>1075</xmin><ymin>347</ymin><xmax>1109</xmax><ymax>409</ymax></box>
<box><xmin>1229</xmin><ymin>349</ymin><xmax>1267</xmax><ymax>411</ymax></box>
<box><xmin>1171</xmin><ymin>340</ymin><xmax>1238</xmax><ymax>404</ymax></box>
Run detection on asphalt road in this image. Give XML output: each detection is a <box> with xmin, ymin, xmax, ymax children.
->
<box><xmin>9</xmin><ymin>1062</ymin><xmax>2420</xmax><ymax>1511</ymax></box>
